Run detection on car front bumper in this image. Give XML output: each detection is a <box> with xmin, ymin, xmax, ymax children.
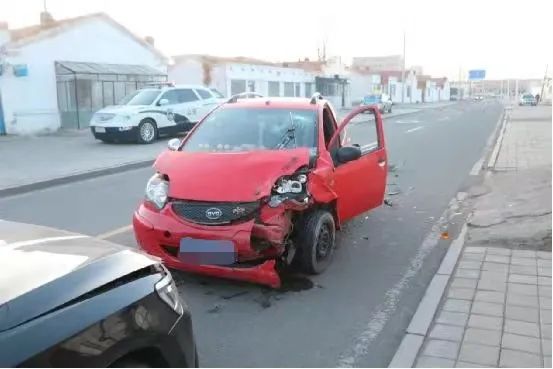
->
<box><xmin>90</xmin><ymin>126</ymin><xmax>139</xmax><ymax>142</ymax></box>
<box><xmin>132</xmin><ymin>203</ymin><xmax>284</xmax><ymax>288</ymax></box>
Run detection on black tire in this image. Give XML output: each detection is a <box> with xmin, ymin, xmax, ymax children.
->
<box><xmin>295</xmin><ymin>210</ymin><xmax>336</xmax><ymax>274</ymax></box>
<box><xmin>137</xmin><ymin>119</ymin><xmax>157</xmax><ymax>144</ymax></box>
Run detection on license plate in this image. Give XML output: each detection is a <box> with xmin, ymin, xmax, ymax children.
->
<box><xmin>95</xmin><ymin>127</ymin><xmax>106</xmax><ymax>133</ymax></box>
<box><xmin>179</xmin><ymin>238</ymin><xmax>235</xmax><ymax>265</ymax></box>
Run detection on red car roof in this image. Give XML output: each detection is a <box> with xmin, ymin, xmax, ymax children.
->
<box><xmin>222</xmin><ymin>97</ymin><xmax>318</xmax><ymax>110</ymax></box>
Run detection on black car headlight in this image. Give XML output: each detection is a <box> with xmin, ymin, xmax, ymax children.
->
<box><xmin>155</xmin><ymin>271</ymin><xmax>184</xmax><ymax>315</ymax></box>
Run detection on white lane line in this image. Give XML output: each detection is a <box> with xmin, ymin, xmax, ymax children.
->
<box><xmin>336</xmin><ymin>195</ymin><xmax>464</xmax><ymax>367</ymax></box>
<box><xmin>405</xmin><ymin>126</ymin><xmax>424</xmax><ymax>134</ymax></box>
<box><xmin>96</xmin><ymin>224</ymin><xmax>133</xmax><ymax>240</ymax></box>
<box><xmin>470</xmin><ymin>157</ymin><xmax>485</xmax><ymax>176</ymax></box>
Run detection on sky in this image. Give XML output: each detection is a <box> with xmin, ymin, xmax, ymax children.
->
<box><xmin>1</xmin><ymin>0</ymin><xmax>551</xmax><ymax>80</ymax></box>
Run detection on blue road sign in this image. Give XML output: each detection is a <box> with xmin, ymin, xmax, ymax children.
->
<box><xmin>468</xmin><ymin>70</ymin><xmax>486</xmax><ymax>80</ymax></box>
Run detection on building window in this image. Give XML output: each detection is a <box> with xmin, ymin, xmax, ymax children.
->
<box><xmin>102</xmin><ymin>81</ymin><xmax>114</xmax><ymax>106</ymax></box>
<box><xmin>247</xmin><ymin>80</ymin><xmax>256</xmax><ymax>92</ymax></box>
<box><xmin>390</xmin><ymin>84</ymin><xmax>396</xmax><ymax>96</ymax></box>
<box><xmin>268</xmin><ymin>81</ymin><xmax>280</xmax><ymax>97</ymax></box>
<box><xmin>305</xmin><ymin>82</ymin><xmax>313</xmax><ymax>97</ymax></box>
<box><xmin>231</xmin><ymin>79</ymin><xmax>246</xmax><ymax>95</ymax></box>
<box><xmin>295</xmin><ymin>83</ymin><xmax>301</xmax><ymax>97</ymax></box>
<box><xmin>284</xmin><ymin>82</ymin><xmax>294</xmax><ymax>97</ymax></box>
<box><xmin>407</xmin><ymin>86</ymin><xmax>411</xmax><ymax>98</ymax></box>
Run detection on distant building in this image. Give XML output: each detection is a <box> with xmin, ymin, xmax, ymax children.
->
<box><xmin>352</xmin><ymin>55</ymin><xmax>404</xmax><ymax>72</ymax></box>
<box><xmin>170</xmin><ymin>54</ymin><xmax>317</xmax><ymax>101</ymax></box>
<box><xmin>0</xmin><ymin>12</ymin><xmax>167</xmax><ymax>135</ymax></box>
<box><xmin>170</xmin><ymin>55</ymin><xmax>353</xmax><ymax>109</ymax></box>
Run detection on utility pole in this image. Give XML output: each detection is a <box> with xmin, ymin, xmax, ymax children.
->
<box><xmin>401</xmin><ymin>30</ymin><xmax>406</xmax><ymax>104</ymax></box>
<box><xmin>539</xmin><ymin>64</ymin><xmax>548</xmax><ymax>104</ymax></box>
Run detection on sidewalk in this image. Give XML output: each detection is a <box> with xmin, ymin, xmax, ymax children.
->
<box><xmin>0</xmin><ymin>129</ymin><xmax>167</xmax><ymax>195</ymax></box>
<box><xmin>392</xmin><ymin>105</ymin><xmax>552</xmax><ymax>367</ymax></box>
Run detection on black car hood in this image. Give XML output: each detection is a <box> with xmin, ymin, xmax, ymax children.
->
<box><xmin>0</xmin><ymin>220</ymin><xmax>159</xmax><ymax>332</ymax></box>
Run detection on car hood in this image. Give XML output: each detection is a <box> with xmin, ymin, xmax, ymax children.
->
<box><xmin>0</xmin><ymin>220</ymin><xmax>158</xmax><ymax>331</ymax></box>
<box><xmin>154</xmin><ymin>148</ymin><xmax>312</xmax><ymax>202</ymax></box>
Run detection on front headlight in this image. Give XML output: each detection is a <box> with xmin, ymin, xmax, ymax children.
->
<box><xmin>268</xmin><ymin>173</ymin><xmax>308</xmax><ymax>207</ymax></box>
<box><xmin>145</xmin><ymin>173</ymin><xmax>169</xmax><ymax>209</ymax></box>
<box><xmin>114</xmin><ymin>114</ymin><xmax>131</xmax><ymax>124</ymax></box>
<box><xmin>155</xmin><ymin>270</ymin><xmax>184</xmax><ymax>315</ymax></box>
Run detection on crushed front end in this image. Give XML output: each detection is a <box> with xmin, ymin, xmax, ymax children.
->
<box><xmin>133</xmin><ymin>167</ymin><xmax>312</xmax><ymax>288</ymax></box>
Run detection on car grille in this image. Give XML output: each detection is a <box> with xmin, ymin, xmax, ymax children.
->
<box><xmin>171</xmin><ymin>200</ymin><xmax>259</xmax><ymax>225</ymax></box>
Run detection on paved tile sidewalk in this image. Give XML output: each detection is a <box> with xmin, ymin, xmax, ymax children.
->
<box><xmin>416</xmin><ymin>247</ymin><xmax>551</xmax><ymax>368</ymax></box>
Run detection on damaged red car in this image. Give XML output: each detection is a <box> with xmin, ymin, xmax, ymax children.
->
<box><xmin>133</xmin><ymin>94</ymin><xmax>387</xmax><ymax>288</ymax></box>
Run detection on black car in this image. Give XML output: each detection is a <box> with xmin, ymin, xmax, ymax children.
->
<box><xmin>0</xmin><ymin>220</ymin><xmax>198</xmax><ymax>367</ymax></box>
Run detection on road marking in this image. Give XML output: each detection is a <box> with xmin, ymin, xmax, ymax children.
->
<box><xmin>470</xmin><ymin>157</ymin><xmax>485</xmax><ymax>176</ymax></box>
<box><xmin>395</xmin><ymin>119</ymin><xmax>420</xmax><ymax>124</ymax></box>
<box><xmin>2</xmin><ymin>235</ymin><xmax>87</xmax><ymax>250</ymax></box>
<box><xmin>405</xmin><ymin>126</ymin><xmax>423</xmax><ymax>134</ymax></box>
<box><xmin>96</xmin><ymin>224</ymin><xmax>133</xmax><ymax>240</ymax></box>
<box><xmin>337</xmin><ymin>195</ymin><xmax>464</xmax><ymax>367</ymax></box>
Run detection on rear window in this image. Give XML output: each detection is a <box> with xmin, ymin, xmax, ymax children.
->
<box><xmin>363</xmin><ymin>95</ymin><xmax>381</xmax><ymax>104</ymax></box>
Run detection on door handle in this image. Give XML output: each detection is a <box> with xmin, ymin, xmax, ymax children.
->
<box><xmin>377</xmin><ymin>158</ymin><xmax>386</xmax><ymax>167</ymax></box>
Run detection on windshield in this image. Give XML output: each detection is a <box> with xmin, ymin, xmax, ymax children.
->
<box><xmin>118</xmin><ymin>89</ymin><xmax>160</xmax><ymax>105</ymax></box>
<box><xmin>523</xmin><ymin>94</ymin><xmax>535</xmax><ymax>99</ymax></box>
<box><xmin>210</xmin><ymin>88</ymin><xmax>225</xmax><ymax>98</ymax></box>
<box><xmin>181</xmin><ymin>107</ymin><xmax>317</xmax><ymax>152</ymax></box>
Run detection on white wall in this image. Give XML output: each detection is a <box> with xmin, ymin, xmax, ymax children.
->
<box><xmin>349</xmin><ymin>73</ymin><xmax>381</xmax><ymax>104</ymax></box>
<box><xmin>0</xmin><ymin>17</ymin><xmax>166</xmax><ymax>135</ymax></box>
<box><xmin>169</xmin><ymin>59</ymin><xmax>227</xmax><ymax>96</ymax></box>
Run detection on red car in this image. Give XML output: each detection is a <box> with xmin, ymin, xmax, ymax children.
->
<box><xmin>133</xmin><ymin>94</ymin><xmax>387</xmax><ymax>288</ymax></box>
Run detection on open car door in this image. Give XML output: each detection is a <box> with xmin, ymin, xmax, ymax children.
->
<box><xmin>327</xmin><ymin>105</ymin><xmax>387</xmax><ymax>222</ymax></box>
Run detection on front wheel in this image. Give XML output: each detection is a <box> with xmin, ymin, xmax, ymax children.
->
<box><xmin>295</xmin><ymin>210</ymin><xmax>336</xmax><ymax>274</ymax></box>
<box><xmin>137</xmin><ymin>119</ymin><xmax>157</xmax><ymax>144</ymax></box>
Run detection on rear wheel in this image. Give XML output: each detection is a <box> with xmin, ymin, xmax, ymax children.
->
<box><xmin>137</xmin><ymin>119</ymin><xmax>157</xmax><ymax>144</ymax></box>
<box><xmin>295</xmin><ymin>210</ymin><xmax>336</xmax><ymax>274</ymax></box>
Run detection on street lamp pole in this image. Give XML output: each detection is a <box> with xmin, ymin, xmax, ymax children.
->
<box><xmin>401</xmin><ymin>30</ymin><xmax>406</xmax><ymax>104</ymax></box>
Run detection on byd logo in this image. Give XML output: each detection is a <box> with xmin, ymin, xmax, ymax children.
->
<box><xmin>205</xmin><ymin>208</ymin><xmax>223</xmax><ymax>220</ymax></box>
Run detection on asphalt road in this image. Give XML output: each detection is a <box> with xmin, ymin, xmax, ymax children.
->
<box><xmin>0</xmin><ymin>100</ymin><xmax>504</xmax><ymax>367</ymax></box>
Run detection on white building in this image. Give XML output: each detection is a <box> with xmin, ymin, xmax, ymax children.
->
<box><xmin>348</xmin><ymin>67</ymin><xmax>382</xmax><ymax>105</ymax></box>
<box><xmin>380</xmin><ymin>70</ymin><xmax>421</xmax><ymax>103</ymax></box>
<box><xmin>169</xmin><ymin>55</ymin><xmax>317</xmax><ymax>100</ymax></box>
<box><xmin>0</xmin><ymin>12</ymin><xmax>167</xmax><ymax>135</ymax></box>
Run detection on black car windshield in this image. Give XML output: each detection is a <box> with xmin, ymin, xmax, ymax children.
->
<box><xmin>118</xmin><ymin>89</ymin><xmax>160</xmax><ymax>105</ymax></box>
<box><xmin>523</xmin><ymin>94</ymin><xmax>534</xmax><ymax>99</ymax></box>
<box><xmin>181</xmin><ymin>107</ymin><xmax>317</xmax><ymax>152</ymax></box>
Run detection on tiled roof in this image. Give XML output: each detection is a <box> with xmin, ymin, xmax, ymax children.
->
<box><xmin>6</xmin><ymin>13</ymin><xmax>167</xmax><ymax>62</ymax></box>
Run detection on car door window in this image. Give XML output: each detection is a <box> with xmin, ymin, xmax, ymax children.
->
<box><xmin>195</xmin><ymin>89</ymin><xmax>213</xmax><ymax>100</ymax></box>
<box><xmin>158</xmin><ymin>90</ymin><xmax>180</xmax><ymax>105</ymax></box>
<box><xmin>339</xmin><ymin>110</ymin><xmax>380</xmax><ymax>155</ymax></box>
<box><xmin>177</xmin><ymin>89</ymin><xmax>200</xmax><ymax>103</ymax></box>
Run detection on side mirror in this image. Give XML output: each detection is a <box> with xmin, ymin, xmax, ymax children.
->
<box><xmin>337</xmin><ymin>146</ymin><xmax>362</xmax><ymax>163</ymax></box>
<box><xmin>158</xmin><ymin>98</ymin><xmax>170</xmax><ymax>106</ymax></box>
<box><xmin>168</xmin><ymin>138</ymin><xmax>181</xmax><ymax>151</ymax></box>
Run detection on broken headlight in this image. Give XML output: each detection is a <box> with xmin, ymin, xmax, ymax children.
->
<box><xmin>269</xmin><ymin>174</ymin><xmax>308</xmax><ymax>207</ymax></box>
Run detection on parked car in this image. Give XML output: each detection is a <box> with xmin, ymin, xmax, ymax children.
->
<box><xmin>0</xmin><ymin>220</ymin><xmax>198</xmax><ymax>368</ymax></box>
<box><xmin>519</xmin><ymin>93</ymin><xmax>537</xmax><ymax>106</ymax></box>
<box><xmin>133</xmin><ymin>94</ymin><xmax>388</xmax><ymax>288</ymax></box>
<box><xmin>90</xmin><ymin>83</ymin><xmax>221</xmax><ymax>144</ymax></box>
<box><xmin>360</xmin><ymin>93</ymin><xmax>393</xmax><ymax>113</ymax></box>
<box><xmin>472</xmin><ymin>95</ymin><xmax>484</xmax><ymax>101</ymax></box>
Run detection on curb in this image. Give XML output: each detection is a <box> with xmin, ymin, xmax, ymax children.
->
<box><xmin>486</xmin><ymin>110</ymin><xmax>509</xmax><ymax>170</ymax></box>
<box><xmin>389</xmin><ymin>224</ymin><xmax>468</xmax><ymax>368</ymax></box>
<box><xmin>0</xmin><ymin>159</ymin><xmax>154</xmax><ymax>198</ymax></box>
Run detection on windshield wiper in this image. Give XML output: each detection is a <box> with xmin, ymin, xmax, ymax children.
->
<box><xmin>274</xmin><ymin>112</ymin><xmax>298</xmax><ymax>149</ymax></box>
